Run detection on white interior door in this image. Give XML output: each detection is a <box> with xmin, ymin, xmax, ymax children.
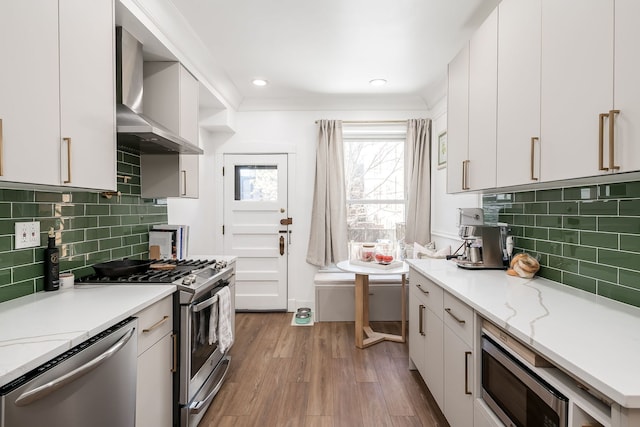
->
<box><xmin>223</xmin><ymin>154</ymin><xmax>289</xmax><ymax>311</ymax></box>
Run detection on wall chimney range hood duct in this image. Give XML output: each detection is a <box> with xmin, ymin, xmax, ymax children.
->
<box><xmin>115</xmin><ymin>27</ymin><xmax>203</xmax><ymax>155</ymax></box>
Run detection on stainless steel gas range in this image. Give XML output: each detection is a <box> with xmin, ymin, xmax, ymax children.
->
<box><xmin>77</xmin><ymin>258</ymin><xmax>236</xmax><ymax>427</ymax></box>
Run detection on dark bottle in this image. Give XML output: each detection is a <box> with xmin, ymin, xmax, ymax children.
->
<box><xmin>44</xmin><ymin>227</ymin><xmax>59</xmax><ymax>291</ymax></box>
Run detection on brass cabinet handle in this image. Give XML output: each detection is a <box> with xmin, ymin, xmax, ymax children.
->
<box><xmin>464</xmin><ymin>351</ymin><xmax>472</xmax><ymax>395</ymax></box>
<box><xmin>418</xmin><ymin>304</ymin><xmax>425</xmax><ymax>336</ymax></box>
<box><xmin>279</xmin><ymin>235</ymin><xmax>285</xmax><ymax>255</ymax></box>
<box><xmin>0</xmin><ymin>118</ymin><xmax>3</xmax><ymax>176</ymax></box>
<box><xmin>445</xmin><ymin>307</ymin><xmax>466</xmax><ymax>324</ymax></box>
<box><xmin>599</xmin><ymin>113</ymin><xmax>609</xmax><ymax>171</ymax></box>
<box><xmin>171</xmin><ymin>333</ymin><xmax>178</xmax><ymax>373</ymax></box>
<box><xmin>608</xmin><ymin>110</ymin><xmax>620</xmax><ymax>171</ymax></box>
<box><xmin>181</xmin><ymin>170</ymin><xmax>187</xmax><ymax>195</ymax></box>
<box><xmin>530</xmin><ymin>137</ymin><xmax>539</xmax><ymax>181</ymax></box>
<box><xmin>416</xmin><ymin>284</ymin><xmax>429</xmax><ymax>295</ymax></box>
<box><xmin>462</xmin><ymin>160</ymin><xmax>470</xmax><ymax>190</ymax></box>
<box><xmin>142</xmin><ymin>315</ymin><xmax>170</xmax><ymax>333</ymax></box>
<box><xmin>63</xmin><ymin>137</ymin><xmax>72</xmax><ymax>183</ymax></box>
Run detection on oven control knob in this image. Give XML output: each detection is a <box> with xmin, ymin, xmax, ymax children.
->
<box><xmin>182</xmin><ymin>275</ymin><xmax>196</xmax><ymax>285</ymax></box>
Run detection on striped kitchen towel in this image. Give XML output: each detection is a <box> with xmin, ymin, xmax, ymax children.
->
<box><xmin>217</xmin><ymin>286</ymin><xmax>234</xmax><ymax>353</ymax></box>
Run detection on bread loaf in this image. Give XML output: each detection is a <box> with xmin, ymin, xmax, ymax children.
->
<box><xmin>507</xmin><ymin>253</ymin><xmax>540</xmax><ymax>278</ymax></box>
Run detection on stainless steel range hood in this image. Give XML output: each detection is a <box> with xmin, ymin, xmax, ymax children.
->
<box><xmin>115</xmin><ymin>27</ymin><xmax>203</xmax><ymax>155</ymax></box>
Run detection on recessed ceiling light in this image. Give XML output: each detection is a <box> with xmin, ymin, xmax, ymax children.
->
<box><xmin>252</xmin><ymin>79</ymin><xmax>268</xmax><ymax>87</ymax></box>
<box><xmin>369</xmin><ymin>79</ymin><xmax>387</xmax><ymax>86</ymax></box>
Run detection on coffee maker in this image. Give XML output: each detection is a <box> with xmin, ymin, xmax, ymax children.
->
<box><xmin>455</xmin><ymin>208</ymin><xmax>508</xmax><ymax>270</ymax></box>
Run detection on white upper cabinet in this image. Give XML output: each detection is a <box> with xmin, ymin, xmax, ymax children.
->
<box><xmin>447</xmin><ymin>9</ymin><xmax>498</xmax><ymax>193</ymax></box>
<box><xmin>450</xmin><ymin>0</ymin><xmax>640</xmax><ymax>191</ymax></box>
<box><xmin>613</xmin><ymin>0</ymin><xmax>640</xmax><ymax>173</ymax></box>
<box><xmin>59</xmin><ymin>0</ymin><xmax>116</xmax><ymax>191</ymax></box>
<box><xmin>142</xmin><ymin>62</ymin><xmax>200</xmax><ymax>199</ymax></box>
<box><xmin>496</xmin><ymin>0</ymin><xmax>541</xmax><ymax>187</ymax></box>
<box><xmin>467</xmin><ymin>8</ymin><xmax>498</xmax><ymax>191</ymax></box>
<box><xmin>539</xmin><ymin>0</ymin><xmax>614</xmax><ymax>182</ymax></box>
<box><xmin>0</xmin><ymin>0</ymin><xmax>115</xmax><ymax>190</ymax></box>
<box><xmin>447</xmin><ymin>44</ymin><xmax>470</xmax><ymax>194</ymax></box>
<box><xmin>0</xmin><ymin>1</ymin><xmax>61</xmax><ymax>186</ymax></box>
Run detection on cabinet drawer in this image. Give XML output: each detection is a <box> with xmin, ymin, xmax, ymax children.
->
<box><xmin>136</xmin><ymin>295</ymin><xmax>173</xmax><ymax>355</ymax></box>
<box><xmin>443</xmin><ymin>292</ymin><xmax>474</xmax><ymax>346</ymax></box>
<box><xmin>410</xmin><ymin>273</ymin><xmax>444</xmax><ymax>318</ymax></box>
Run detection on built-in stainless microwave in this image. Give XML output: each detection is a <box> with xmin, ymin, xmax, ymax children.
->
<box><xmin>481</xmin><ymin>334</ymin><xmax>568</xmax><ymax>427</ymax></box>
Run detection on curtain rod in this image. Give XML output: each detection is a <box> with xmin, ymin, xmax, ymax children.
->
<box><xmin>314</xmin><ymin>119</ymin><xmax>408</xmax><ymax>124</ymax></box>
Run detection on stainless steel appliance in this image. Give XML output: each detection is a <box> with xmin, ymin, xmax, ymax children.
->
<box><xmin>0</xmin><ymin>318</ymin><xmax>137</xmax><ymax>427</ymax></box>
<box><xmin>177</xmin><ymin>262</ymin><xmax>235</xmax><ymax>427</ymax></box>
<box><xmin>115</xmin><ymin>26</ymin><xmax>203</xmax><ymax>155</ymax></box>
<box><xmin>77</xmin><ymin>258</ymin><xmax>236</xmax><ymax>427</ymax></box>
<box><xmin>481</xmin><ymin>334</ymin><xmax>568</xmax><ymax>427</ymax></box>
<box><xmin>456</xmin><ymin>225</ymin><xmax>508</xmax><ymax>269</ymax></box>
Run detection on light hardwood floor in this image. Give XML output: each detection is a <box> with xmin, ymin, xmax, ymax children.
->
<box><xmin>199</xmin><ymin>312</ymin><xmax>449</xmax><ymax>427</ymax></box>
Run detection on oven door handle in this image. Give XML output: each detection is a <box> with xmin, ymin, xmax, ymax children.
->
<box><xmin>192</xmin><ymin>294</ymin><xmax>219</xmax><ymax>313</ymax></box>
<box><xmin>189</xmin><ymin>356</ymin><xmax>231</xmax><ymax>414</ymax></box>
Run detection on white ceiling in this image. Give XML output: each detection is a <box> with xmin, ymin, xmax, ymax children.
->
<box><xmin>165</xmin><ymin>0</ymin><xmax>499</xmax><ymax>111</ymax></box>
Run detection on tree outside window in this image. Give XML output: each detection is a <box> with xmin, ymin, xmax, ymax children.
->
<box><xmin>344</xmin><ymin>136</ymin><xmax>406</xmax><ymax>243</ymax></box>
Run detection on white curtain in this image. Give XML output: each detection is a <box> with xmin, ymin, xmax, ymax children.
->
<box><xmin>306</xmin><ymin>120</ymin><xmax>349</xmax><ymax>267</ymax></box>
<box><xmin>405</xmin><ymin>118</ymin><xmax>432</xmax><ymax>244</ymax></box>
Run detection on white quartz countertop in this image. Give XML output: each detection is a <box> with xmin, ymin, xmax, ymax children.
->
<box><xmin>0</xmin><ymin>284</ymin><xmax>175</xmax><ymax>386</ymax></box>
<box><xmin>407</xmin><ymin>258</ymin><xmax>640</xmax><ymax>408</ymax></box>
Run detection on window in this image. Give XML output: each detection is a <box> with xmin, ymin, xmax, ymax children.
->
<box><xmin>343</xmin><ymin>125</ymin><xmax>406</xmax><ymax>243</ymax></box>
<box><xmin>234</xmin><ymin>165</ymin><xmax>278</xmax><ymax>201</ymax></box>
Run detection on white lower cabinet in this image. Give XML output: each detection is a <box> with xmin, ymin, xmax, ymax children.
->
<box><xmin>474</xmin><ymin>399</ymin><xmax>504</xmax><ymax>427</ymax></box>
<box><xmin>443</xmin><ymin>325</ymin><xmax>474</xmax><ymax>427</ymax></box>
<box><xmin>424</xmin><ymin>306</ymin><xmax>444</xmax><ymax>409</ymax></box>
<box><xmin>408</xmin><ymin>278</ymin><xmax>444</xmax><ymax>406</ymax></box>
<box><xmin>137</xmin><ymin>333</ymin><xmax>174</xmax><ymax>427</ymax></box>
<box><xmin>408</xmin><ymin>285</ymin><xmax>427</xmax><ymax>375</ymax></box>
<box><xmin>135</xmin><ymin>295</ymin><xmax>175</xmax><ymax>427</ymax></box>
<box><xmin>409</xmin><ymin>269</ymin><xmax>471</xmax><ymax>425</ymax></box>
<box><xmin>443</xmin><ymin>291</ymin><xmax>475</xmax><ymax>427</ymax></box>
<box><xmin>409</xmin><ymin>266</ymin><xmax>640</xmax><ymax>427</ymax></box>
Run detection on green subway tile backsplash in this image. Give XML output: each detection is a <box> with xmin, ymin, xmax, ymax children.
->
<box><xmin>484</xmin><ymin>179</ymin><xmax>640</xmax><ymax>309</ymax></box>
<box><xmin>549</xmin><ymin>201</ymin><xmax>578</xmax><ymax>215</ymax></box>
<box><xmin>0</xmin><ymin>150</ymin><xmax>167</xmax><ymax>303</ymax></box>
<box><xmin>620</xmin><ymin>235</ymin><xmax>640</xmax><ymax>253</ymax></box>
<box><xmin>599</xmin><ymin>217</ymin><xmax>640</xmax><ymax>234</ymax></box>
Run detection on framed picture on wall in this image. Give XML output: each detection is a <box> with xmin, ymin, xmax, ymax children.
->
<box><xmin>437</xmin><ymin>131</ymin><xmax>447</xmax><ymax>169</ymax></box>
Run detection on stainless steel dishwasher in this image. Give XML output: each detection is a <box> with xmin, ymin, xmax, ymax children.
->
<box><xmin>0</xmin><ymin>317</ymin><xmax>138</xmax><ymax>427</ymax></box>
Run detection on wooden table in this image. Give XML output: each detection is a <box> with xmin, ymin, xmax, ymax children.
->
<box><xmin>336</xmin><ymin>260</ymin><xmax>409</xmax><ymax>349</ymax></box>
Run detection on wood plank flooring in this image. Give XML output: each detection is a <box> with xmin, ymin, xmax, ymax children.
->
<box><xmin>199</xmin><ymin>313</ymin><xmax>448</xmax><ymax>427</ymax></box>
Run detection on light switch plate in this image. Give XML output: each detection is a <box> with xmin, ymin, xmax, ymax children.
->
<box><xmin>15</xmin><ymin>221</ymin><xmax>41</xmax><ymax>249</ymax></box>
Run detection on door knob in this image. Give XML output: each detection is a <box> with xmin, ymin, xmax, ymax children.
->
<box><xmin>280</xmin><ymin>217</ymin><xmax>293</xmax><ymax>225</ymax></box>
<box><xmin>279</xmin><ymin>236</ymin><xmax>285</xmax><ymax>256</ymax></box>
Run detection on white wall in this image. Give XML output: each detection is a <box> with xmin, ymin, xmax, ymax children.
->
<box><xmin>169</xmin><ymin>109</ymin><xmax>427</xmax><ymax>311</ymax></box>
<box><xmin>429</xmin><ymin>97</ymin><xmax>481</xmax><ymax>254</ymax></box>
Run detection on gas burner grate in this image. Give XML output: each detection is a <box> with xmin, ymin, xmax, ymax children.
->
<box><xmin>77</xmin><ymin>258</ymin><xmax>219</xmax><ymax>284</ymax></box>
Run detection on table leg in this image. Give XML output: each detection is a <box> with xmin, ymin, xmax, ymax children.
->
<box><xmin>354</xmin><ymin>272</ymin><xmax>405</xmax><ymax>349</ymax></box>
<box><xmin>355</xmin><ymin>273</ymin><xmax>366</xmax><ymax>348</ymax></box>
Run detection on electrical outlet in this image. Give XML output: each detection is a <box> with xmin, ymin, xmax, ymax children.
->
<box><xmin>15</xmin><ymin>221</ymin><xmax>41</xmax><ymax>249</ymax></box>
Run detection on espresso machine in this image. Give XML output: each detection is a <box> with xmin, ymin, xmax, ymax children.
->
<box><xmin>453</xmin><ymin>208</ymin><xmax>509</xmax><ymax>269</ymax></box>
